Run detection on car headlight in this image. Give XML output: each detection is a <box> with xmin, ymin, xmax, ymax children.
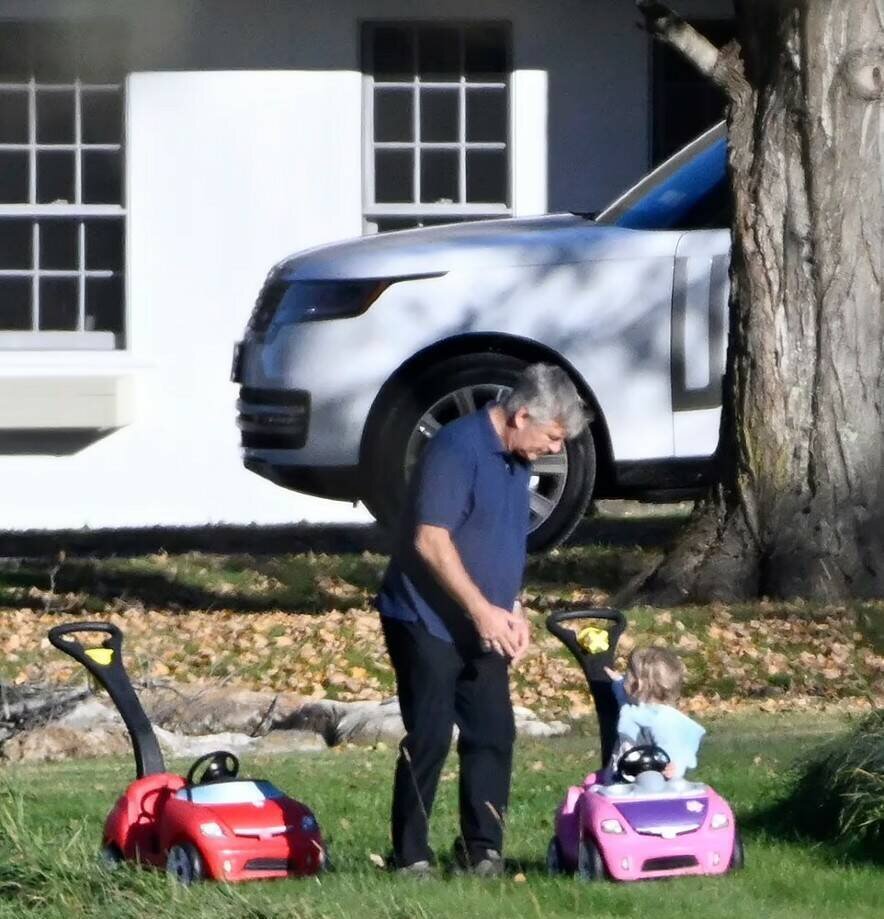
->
<box><xmin>600</xmin><ymin>818</ymin><xmax>625</xmax><ymax>834</ymax></box>
<box><xmin>249</xmin><ymin>279</ymin><xmax>392</xmax><ymax>332</ymax></box>
<box><xmin>710</xmin><ymin>813</ymin><xmax>730</xmax><ymax>830</ymax></box>
<box><xmin>200</xmin><ymin>821</ymin><xmax>226</xmax><ymax>838</ymax></box>
<box><xmin>300</xmin><ymin>814</ymin><xmax>318</xmax><ymax>832</ymax></box>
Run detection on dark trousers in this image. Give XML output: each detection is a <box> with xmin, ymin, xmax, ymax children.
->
<box><xmin>382</xmin><ymin>616</ymin><xmax>516</xmax><ymax>867</ymax></box>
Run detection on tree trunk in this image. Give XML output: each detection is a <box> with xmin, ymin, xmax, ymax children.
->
<box><xmin>634</xmin><ymin>1</ymin><xmax>884</xmax><ymax>603</ymax></box>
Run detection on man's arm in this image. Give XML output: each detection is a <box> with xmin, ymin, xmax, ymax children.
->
<box><xmin>414</xmin><ymin>523</ymin><xmax>521</xmax><ymax>660</ymax></box>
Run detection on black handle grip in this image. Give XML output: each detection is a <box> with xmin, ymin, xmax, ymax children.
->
<box><xmin>47</xmin><ymin>620</ymin><xmax>165</xmax><ymax>779</ymax></box>
<box><xmin>546</xmin><ymin>608</ymin><xmax>626</xmax><ymax>662</ymax></box>
<box><xmin>545</xmin><ymin>608</ymin><xmax>628</xmax><ymax>768</ymax></box>
<box><xmin>48</xmin><ymin>622</ymin><xmax>124</xmax><ymax>673</ymax></box>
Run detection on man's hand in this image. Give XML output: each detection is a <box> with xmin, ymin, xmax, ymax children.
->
<box><xmin>508</xmin><ymin>603</ymin><xmax>531</xmax><ymax>665</ymax></box>
<box><xmin>471</xmin><ymin>602</ymin><xmax>520</xmax><ymax>659</ymax></box>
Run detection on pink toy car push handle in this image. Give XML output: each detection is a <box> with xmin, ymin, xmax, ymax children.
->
<box><xmin>546</xmin><ymin>607</ymin><xmax>627</xmax><ymax>768</ymax></box>
<box><xmin>48</xmin><ymin>621</ymin><xmax>167</xmax><ymax>779</ymax></box>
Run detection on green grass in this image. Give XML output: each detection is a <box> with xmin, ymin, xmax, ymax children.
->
<box><xmin>1</xmin><ymin>713</ymin><xmax>882</xmax><ymax>919</ymax></box>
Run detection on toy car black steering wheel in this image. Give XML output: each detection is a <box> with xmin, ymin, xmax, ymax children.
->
<box><xmin>186</xmin><ymin>751</ymin><xmax>240</xmax><ymax>786</ymax></box>
<box><xmin>618</xmin><ymin>744</ymin><xmax>670</xmax><ymax>783</ymax></box>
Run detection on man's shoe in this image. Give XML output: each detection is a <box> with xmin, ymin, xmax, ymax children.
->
<box><xmin>393</xmin><ymin>859</ymin><xmax>435</xmax><ymax>879</ymax></box>
<box><xmin>452</xmin><ymin>838</ymin><xmax>505</xmax><ymax>877</ymax></box>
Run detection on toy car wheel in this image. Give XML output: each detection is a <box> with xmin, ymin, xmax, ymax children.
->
<box><xmin>728</xmin><ymin>825</ymin><xmax>745</xmax><ymax>871</ymax></box>
<box><xmin>577</xmin><ymin>835</ymin><xmax>606</xmax><ymax>882</ymax></box>
<box><xmin>99</xmin><ymin>843</ymin><xmax>123</xmax><ymax>871</ymax></box>
<box><xmin>166</xmin><ymin>842</ymin><xmax>205</xmax><ymax>886</ymax></box>
<box><xmin>546</xmin><ymin>836</ymin><xmax>565</xmax><ymax>876</ymax></box>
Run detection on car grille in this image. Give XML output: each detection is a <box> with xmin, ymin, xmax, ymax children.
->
<box><xmin>238</xmin><ymin>388</ymin><xmax>310</xmax><ymax>450</ymax></box>
<box><xmin>244</xmin><ymin>858</ymin><xmax>290</xmax><ymax>872</ymax></box>
<box><xmin>641</xmin><ymin>855</ymin><xmax>698</xmax><ymax>872</ymax></box>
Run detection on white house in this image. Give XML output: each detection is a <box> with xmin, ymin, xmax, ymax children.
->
<box><xmin>0</xmin><ymin>0</ymin><xmax>732</xmax><ymax>530</ymax></box>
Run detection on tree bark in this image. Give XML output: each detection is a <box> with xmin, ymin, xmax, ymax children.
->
<box><xmin>633</xmin><ymin>1</ymin><xmax>884</xmax><ymax>603</ymax></box>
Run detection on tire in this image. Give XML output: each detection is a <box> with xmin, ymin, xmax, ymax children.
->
<box><xmin>363</xmin><ymin>353</ymin><xmax>596</xmax><ymax>552</ymax></box>
<box><xmin>546</xmin><ymin>835</ymin><xmax>565</xmax><ymax>876</ymax></box>
<box><xmin>166</xmin><ymin>842</ymin><xmax>205</xmax><ymax>885</ymax></box>
<box><xmin>99</xmin><ymin>843</ymin><xmax>123</xmax><ymax>871</ymax></box>
<box><xmin>576</xmin><ymin>836</ymin><xmax>606</xmax><ymax>882</ymax></box>
<box><xmin>728</xmin><ymin>825</ymin><xmax>745</xmax><ymax>871</ymax></box>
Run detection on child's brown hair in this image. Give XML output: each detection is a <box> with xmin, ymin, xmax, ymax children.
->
<box><xmin>623</xmin><ymin>647</ymin><xmax>685</xmax><ymax>705</ymax></box>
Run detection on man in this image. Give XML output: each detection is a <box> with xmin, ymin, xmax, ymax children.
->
<box><xmin>375</xmin><ymin>363</ymin><xmax>588</xmax><ymax>876</ymax></box>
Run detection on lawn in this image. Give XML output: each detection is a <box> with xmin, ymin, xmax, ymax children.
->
<box><xmin>1</xmin><ymin>712</ymin><xmax>882</xmax><ymax>919</ymax></box>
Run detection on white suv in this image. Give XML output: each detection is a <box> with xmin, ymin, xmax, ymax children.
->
<box><xmin>233</xmin><ymin>123</ymin><xmax>730</xmax><ymax>550</ymax></box>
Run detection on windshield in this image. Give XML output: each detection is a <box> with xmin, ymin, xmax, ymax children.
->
<box><xmin>596</xmin><ymin>122</ymin><xmax>728</xmax><ymax>231</ymax></box>
<box><xmin>175</xmin><ymin>780</ymin><xmax>285</xmax><ymax>806</ymax></box>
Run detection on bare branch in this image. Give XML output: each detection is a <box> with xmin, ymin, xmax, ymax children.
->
<box><xmin>636</xmin><ymin>0</ymin><xmax>739</xmax><ymax>97</ymax></box>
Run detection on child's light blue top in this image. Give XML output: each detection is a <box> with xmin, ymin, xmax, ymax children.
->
<box><xmin>617</xmin><ymin>700</ymin><xmax>706</xmax><ymax>778</ymax></box>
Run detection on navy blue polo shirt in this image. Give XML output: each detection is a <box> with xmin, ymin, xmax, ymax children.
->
<box><xmin>375</xmin><ymin>406</ymin><xmax>531</xmax><ymax>643</ymax></box>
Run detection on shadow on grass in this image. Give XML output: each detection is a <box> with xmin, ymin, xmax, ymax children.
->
<box><xmin>743</xmin><ymin>799</ymin><xmax>883</xmax><ymax>869</ymax></box>
<box><xmin>0</xmin><ymin>508</ymin><xmax>687</xmax><ymax>613</ymax></box>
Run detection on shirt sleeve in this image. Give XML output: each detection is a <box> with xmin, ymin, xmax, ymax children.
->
<box><xmin>414</xmin><ymin>435</ymin><xmax>475</xmax><ymax>532</ymax></box>
<box><xmin>610</xmin><ymin>677</ymin><xmax>630</xmax><ymax>708</ymax></box>
<box><xmin>616</xmin><ymin>704</ymin><xmax>642</xmax><ymax>743</ymax></box>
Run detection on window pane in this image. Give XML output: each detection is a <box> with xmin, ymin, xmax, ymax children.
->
<box><xmin>82</xmin><ymin>91</ymin><xmax>122</xmax><ymax>144</ymax></box>
<box><xmin>0</xmin><ymin>277</ymin><xmax>32</xmax><ymax>329</ymax></box>
<box><xmin>0</xmin><ymin>222</ymin><xmax>32</xmax><ymax>268</ymax></box>
<box><xmin>421</xmin><ymin>149</ymin><xmax>458</xmax><ymax>204</ymax></box>
<box><xmin>466</xmin><ymin>89</ymin><xmax>507</xmax><ymax>142</ymax></box>
<box><xmin>37</xmin><ymin>90</ymin><xmax>75</xmax><ymax>143</ymax></box>
<box><xmin>465</xmin><ymin>25</ymin><xmax>508</xmax><ymax>79</ymax></box>
<box><xmin>86</xmin><ymin>276</ymin><xmax>123</xmax><ymax>333</ymax></box>
<box><xmin>466</xmin><ymin>149</ymin><xmax>507</xmax><ymax>203</ymax></box>
<box><xmin>418</xmin><ymin>27</ymin><xmax>460</xmax><ymax>81</ymax></box>
<box><xmin>82</xmin><ymin>150</ymin><xmax>122</xmax><ymax>203</ymax></box>
<box><xmin>40</xmin><ymin>221</ymin><xmax>78</xmax><ymax>270</ymax></box>
<box><xmin>37</xmin><ymin>151</ymin><xmax>75</xmax><ymax>203</ymax></box>
<box><xmin>375</xmin><ymin>149</ymin><xmax>413</xmax><ymax>203</ymax></box>
<box><xmin>374</xmin><ymin>89</ymin><xmax>413</xmax><ymax>142</ymax></box>
<box><xmin>0</xmin><ymin>24</ymin><xmax>29</xmax><ymax>79</ymax></box>
<box><xmin>372</xmin><ymin>26</ymin><xmax>413</xmax><ymax>81</ymax></box>
<box><xmin>86</xmin><ymin>220</ymin><xmax>123</xmax><ymax>271</ymax></box>
<box><xmin>0</xmin><ymin>91</ymin><xmax>28</xmax><ymax>143</ymax></box>
<box><xmin>39</xmin><ymin>277</ymin><xmax>79</xmax><ymax>330</ymax></box>
<box><xmin>0</xmin><ymin>151</ymin><xmax>29</xmax><ymax>203</ymax></box>
<box><xmin>421</xmin><ymin>90</ymin><xmax>459</xmax><ymax>142</ymax></box>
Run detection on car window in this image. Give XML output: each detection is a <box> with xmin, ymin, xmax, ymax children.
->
<box><xmin>175</xmin><ymin>780</ymin><xmax>285</xmax><ymax>805</ymax></box>
<box><xmin>597</xmin><ymin>123</ymin><xmax>730</xmax><ymax>231</ymax></box>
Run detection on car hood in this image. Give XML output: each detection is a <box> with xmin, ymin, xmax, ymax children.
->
<box><xmin>613</xmin><ymin>796</ymin><xmax>709</xmax><ymax>834</ymax></box>
<box><xmin>275</xmin><ymin>214</ymin><xmax>677</xmax><ymax>281</ymax></box>
<box><xmin>200</xmin><ymin>798</ymin><xmax>310</xmax><ymax>835</ymax></box>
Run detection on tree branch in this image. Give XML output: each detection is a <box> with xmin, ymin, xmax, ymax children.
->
<box><xmin>636</xmin><ymin>0</ymin><xmax>740</xmax><ymax>98</ymax></box>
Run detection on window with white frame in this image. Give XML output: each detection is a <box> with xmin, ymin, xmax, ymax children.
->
<box><xmin>0</xmin><ymin>20</ymin><xmax>125</xmax><ymax>350</ymax></box>
<box><xmin>362</xmin><ymin>22</ymin><xmax>511</xmax><ymax>233</ymax></box>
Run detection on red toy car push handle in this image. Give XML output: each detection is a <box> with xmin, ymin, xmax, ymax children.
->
<box><xmin>48</xmin><ymin>621</ymin><xmax>167</xmax><ymax>779</ymax></box>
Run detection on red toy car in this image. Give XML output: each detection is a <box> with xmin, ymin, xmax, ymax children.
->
<box><xmin>49</xmin><ymin>622</ymin><xmax>327</xmax><ymax>884</ymax></box>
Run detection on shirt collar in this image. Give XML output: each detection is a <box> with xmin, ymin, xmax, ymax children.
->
<box><xmin>481</xmin><ymin>404</ymin><xmax>512</xmax><ymax>456</ymax></box>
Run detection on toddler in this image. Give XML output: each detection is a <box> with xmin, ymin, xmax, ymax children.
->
<box><xmin>605</xmin><ymin>646</ymin><xmax>705</xmax><ymax>781</ymax></box>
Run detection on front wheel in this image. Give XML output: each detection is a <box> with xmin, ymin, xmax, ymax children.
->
<box><xmin>576</xmin><ymin>836</ymin><xmax>606</xmax><ymax>882</ymax></box>
<box><xmin>363</xmin><ymin>353</ymin><xmax>596</xmax><ymax>551</ymax></box>
<box><xmin>728</xmin><ymin>826</ymin><xmax>745</xmax><ymax>871</ymax></box>
<box><xmin>166</xmin><ymin>842</ymin><xmax>205</xmax><ymax>885</ymax></box>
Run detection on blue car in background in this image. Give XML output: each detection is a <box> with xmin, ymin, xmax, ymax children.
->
<box><xmin>233</xmin><ymin>123</ymin><xmax>730</xmax><ymax>550</ymax></box>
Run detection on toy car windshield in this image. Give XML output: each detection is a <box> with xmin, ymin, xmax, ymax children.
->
<box><xmin>175</xmin><ymin>780</ymin><xmax>286</xmax><ymax>805</ymax></box>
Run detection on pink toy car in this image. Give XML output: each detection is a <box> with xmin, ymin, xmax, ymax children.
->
<box><xmin>545</xmin><ymin>609</ymin><xmax>744</xmax><ymax>881</ymax></box>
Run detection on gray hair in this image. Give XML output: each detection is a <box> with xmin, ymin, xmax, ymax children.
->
<box><xmin>502</xmin><ymin>363</ymin><xmax>589</xmax><ymax>438</ymax></box>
